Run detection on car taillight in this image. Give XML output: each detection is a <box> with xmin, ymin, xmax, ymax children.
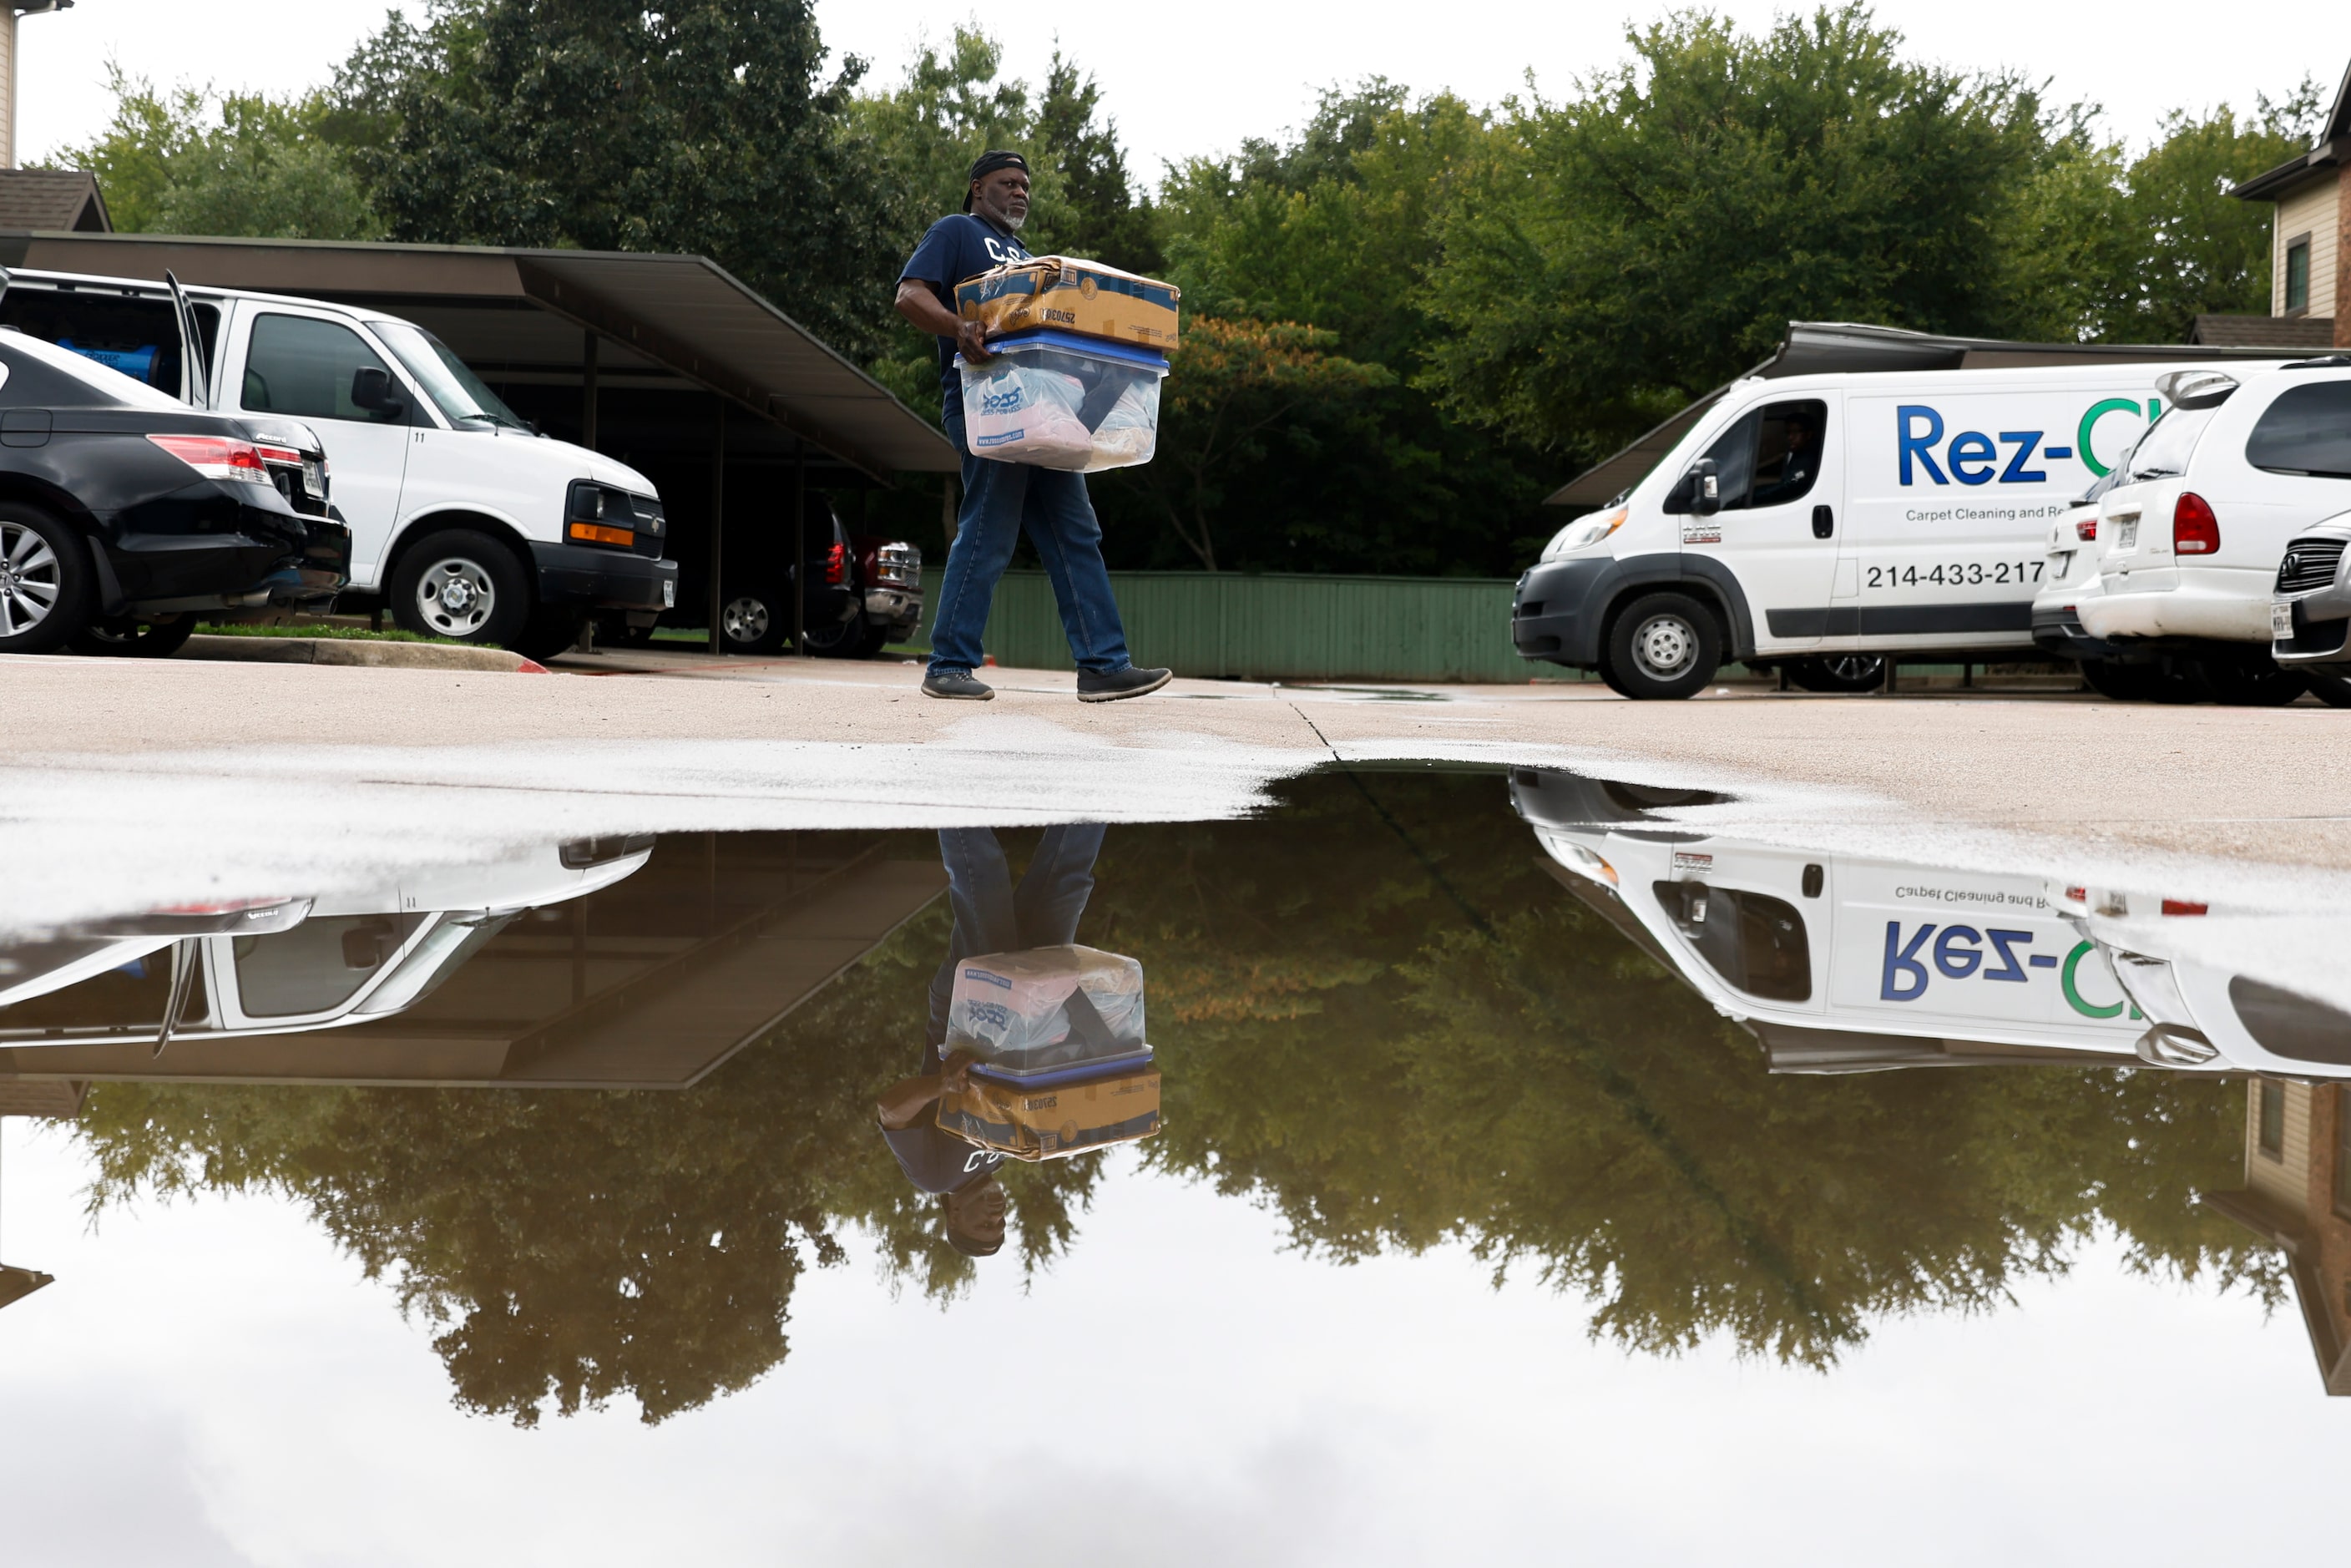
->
<box><xmin>147</xmin><ymin>433</ymin><xmax>270</xmax><ymax>484</ymax></box>
<box><xmin>2160</xmin><ymin>899</ymin><xmax>2209</xmax><ymax>916</ymax></box>
<box><xmin>2174</xmin><ymin>492</ymin><xmax>2220</xmax><ymax>554</ymax></box>
<box><xmin>2075</xmin><ymin>518</ymin><xmax>2096</xmax><ymax>542</ymax></box>
<box><xmin>824</xmin><ymin>540</ymin><xmax>847</xmax><ymax>585</ymax></box>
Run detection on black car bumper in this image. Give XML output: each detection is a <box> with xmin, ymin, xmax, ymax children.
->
<box><xmin>532</xmin><ymin>542</ymin><xmax>680</xmax><ymax>611</ymax></box>
<box><xmin>2030</xmin><ymin>604</ymin><xmax>2116</xmax><ymax>663</ymax></box>
<box><xmin>98</xmin><ymin>501</ymin><xmax>350</xmax><ymax>615</ymax></box>
<box><xmin>1513</xmin><ymin>558</ymin><xmax>1618</xmax><ymax>667</ymax></box>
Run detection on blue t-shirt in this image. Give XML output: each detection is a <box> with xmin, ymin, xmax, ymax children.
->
<box><xmin>899</xmin><ymin>213</ymin><xmax>1033</xmax><ymax>397</ymax></box>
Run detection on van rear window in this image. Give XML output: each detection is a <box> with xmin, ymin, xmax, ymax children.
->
<box><xmin>2246</xmin><ymin>381</ymin><xmax>2351</xmax><ymax>478</ymax></box>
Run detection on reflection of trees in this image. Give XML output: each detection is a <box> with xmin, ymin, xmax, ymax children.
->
<box><xmin>78</xmin><ymin>869</ymin><xmax>1105</xmax><ymax>1427</ymax></box>
<box><xmin>1101</xmin><ymin>770</ymin><xmax>2278</xmax><ymax>1366</ymax></box>
<box><xmin>73</xmin><ymin>772</ymin><xmax>2278</xmax><ymax>1420</ymax></box>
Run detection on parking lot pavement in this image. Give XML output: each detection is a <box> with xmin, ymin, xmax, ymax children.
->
<box><xmin>8</xmin><ymin>650</ymin><xmax>2351</xmax><ymax>871</ymax></box>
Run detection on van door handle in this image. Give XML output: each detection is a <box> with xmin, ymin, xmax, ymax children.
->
<box><xmin>1812</xmin><ymin>504</ymin><xmax>1834</xmax><ymax>539</ymax></box>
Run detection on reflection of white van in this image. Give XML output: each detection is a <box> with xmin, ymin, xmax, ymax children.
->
<box><xmin>1510</xmin><ymin>771</ymin><xmax>2146</xmax><ymax>1065</ymax></box>
<box><xmin>1514</xmin><ymin>361</ymin><xmax>2268</xmax><ymax>698</ymax></box>
<box><xmin>0</xmin><ymin>269</ymin><xmax>678</xmax><ymax>657</ymax></box>
<box><xmin>0</xmin><ymin>838</ymin><xmax>650</xmax><ymax>1050</ymax></box>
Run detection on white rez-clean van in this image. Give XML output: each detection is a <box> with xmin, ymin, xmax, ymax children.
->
<box><xmin>1509</xmin><ymin>771</ymin><xmax>2148</xmax><ymax>1065</ymax></box>
<box><xmin>1512</xmin><ymin>361</ymin><xmax>2264</xmax><ymax>698</ymax></box>
<box><xmin>0</xmin><ymin>268</ymin><xmax>677</xmax><ymax>657</ymax></box>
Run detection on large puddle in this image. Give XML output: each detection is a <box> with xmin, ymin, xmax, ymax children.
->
<box><xmin>4</xmin><ymin>764</ymin><xmax>2348</xmax><ymax>1560</ymax></box>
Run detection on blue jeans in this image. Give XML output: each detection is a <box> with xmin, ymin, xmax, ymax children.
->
<box><xmin>925</xmin><ymin>823</ymin><xmax>1108</xmax><ymax>1063</ymax></box>
<box><xmin>929</xmin><ymin>405</ymin><xmax>1131</xmax><ymax>676</ymax></box>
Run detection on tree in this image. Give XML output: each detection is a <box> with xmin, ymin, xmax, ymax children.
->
<box><xmin>43</xmin><ymin>66</ymin><xmax>382</xmax><ymax>240</ymax></box>
<box><xmin>344</xmin><ymin>0</ymin><xmax>903</xmax><ymax>363</ymax></box>
<box><xmin>1125</xmin><ymin>317</ymin><xmax>1392</xmax><ymax>570</ymax></box>
<box><xmin>1033</xmin><ymin>53</ymin><xmax>1162</xmax><ymax>276</ymax></box>
<box><xmin>1424</xmin><ymin>5</ymin><xmax>2081</xmax><ymax>461</ymax></box>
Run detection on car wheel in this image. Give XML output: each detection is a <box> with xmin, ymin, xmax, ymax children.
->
<box><xmin>799</xmin><ymin>609</ymin><xmax>870</xmax><ymax>659</ymax></box>
<box><xmin>1603</xmin><ymin>593</ymin><xmax>1722</xmax><ymax>700</ymax></box>
<box><xmin>2195</xmin><ymin>654</ymin><xmax>2308</xmax><ymax>707</ymax></box>
<box><xmin>1784</xmin><ymin>654</ymin><xmax>1885</xmax><ymax>693</ymax></box>
<box><xmin>68</xmin><ymin>611</ymin><xmax>199</xmax><ymax>658</ymax></box>
<box><xmin>513</xmin><ymin>605</ymin><xmax>587</xmax><ymax>661</ymax></box>
<box><xmin>2080</xmin><ymin>657</ymin><xmax>2199</xmax><ymax>703</ymax></box>
<box><xmin>720</xmin><ymin>587</ymin><xmax>787</xmax><ymax>654</ymax></box>
<box><xmin>2303</xmin><ymin>670</ymin><xmax>2351</xmax><ymax>708</ymax></box>
<box><xmin>390</xmin><ymin>529</ymin><xmax>531</xmax><ymax>647</ymax></box>
<box><xmin>0</xmin><ymin>505</ymin><xmax>94</xmax><ymax>655</ymax></box>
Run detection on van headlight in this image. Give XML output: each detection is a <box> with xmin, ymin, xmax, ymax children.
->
<box><xmin>1541</xmin><ymin>506</ymin><xmax>1627</xmax><ymax>562</ymax></box>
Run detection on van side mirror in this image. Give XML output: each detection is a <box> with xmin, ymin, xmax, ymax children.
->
<box><xmin>351</xmin><ymin>366</ymin><xmax>406</xmax><ymax>418</ymax></box>
<box><xmin>1689</xmin><ymin>458</ymin><xmax>1721</xmax><ymax>517</ymax></box>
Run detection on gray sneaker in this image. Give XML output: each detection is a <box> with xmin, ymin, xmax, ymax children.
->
<box><xmin>923</xmin><ymin>670</ymin><xmax>996</xmax><ymax>701</ymax></box>
<box><xmin>1076</xmin><ymin>665</ymin><xmax>1172</xmax><ymax>703</ymax></box>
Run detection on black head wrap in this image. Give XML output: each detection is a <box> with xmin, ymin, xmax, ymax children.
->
<box><xmin>963</xmin><ymin>149</ymin><xmax>1030</xmax><ymax>212</ymax></box>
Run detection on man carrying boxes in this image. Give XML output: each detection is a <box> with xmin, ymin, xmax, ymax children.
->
<box><xmin>893</xmin><ymin>149</ymin><xmax>1173</xmax><ymax>703</ymax></box>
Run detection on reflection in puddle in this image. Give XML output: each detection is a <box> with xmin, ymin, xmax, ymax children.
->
<box><xmin>0</xmin><ymin>761</ymin><xmax>2344</xmax><ymax>1512</ymax></box>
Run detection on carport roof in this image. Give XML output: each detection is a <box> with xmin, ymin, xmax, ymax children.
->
<box><xmin>0</xmin><ymin>230</ymin><xmax>957</xmax><ymax>481</ymax></box>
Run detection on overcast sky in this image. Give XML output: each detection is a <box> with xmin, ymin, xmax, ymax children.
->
<box><xmin>16</xmin><ymin>1</ymin><xmax>2349</xmax><ymax>180</ymax></box>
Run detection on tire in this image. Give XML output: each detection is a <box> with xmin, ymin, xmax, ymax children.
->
<box><xmin>2305</xmin><ymin>670</ymin><xmax>2351</xmax><ymax>708</ymax></box>
<box><xmin>68</xmin><ymin>611</ymin><xmax>198</xmax><ymax>658</ymax></box>
<box><xmin>389</xmin><ymin>529</ymin><xmax>532</xmax><ymax>648</ymax></box>
<box><xmin>719</xmin><ymin>586</ymin><xmax>787</xmax><ymax>654</ymax></box>
<box><xmin>800</xmin><ymin>609</ymin><xmax>875</xmax><ymax>659</ymax></box>
<box><xmin>0</xmin><ymin>504</ymin><xmax>94</xmax><ymax>655</ymax></box>
<box><xmin>2080</xmin><ymin>657</ymin><xmax>2202</xmax><ymax>704</ymax></box>
<box><xmin>1602</xmin><ymin>592</ymin><xmax>1722</xmax><ymax>701</ymax></box>
<box><xmin>2196</xmin><ymin>653</ymin><xmax>2308</xmax><ymax>707</ymax></box>
<box><xmin>513</xmin><ymin>605</ymin><xmax>587</xmax><ymax>661</ymax></box>
<box><xmin>1784</xmin><ymin>654</ymin><xmax>1885</xmax><ymax>694</ymax></box>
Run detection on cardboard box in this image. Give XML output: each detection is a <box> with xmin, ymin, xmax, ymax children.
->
<box><xmin>957</xmin><ymin>256</ymin><xmax>1181</xmax><ymax>352</ymax></box>
<box><xmin>938</xmin><ymin>1064</ymin><xmax>1162</xmax><ymax>1161</ymax></box>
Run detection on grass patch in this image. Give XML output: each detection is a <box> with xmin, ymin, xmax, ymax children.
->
<box><xmin>195</xmin><ymin>621</ymin><xmax>470</xmax><ymax>646</ymax></box>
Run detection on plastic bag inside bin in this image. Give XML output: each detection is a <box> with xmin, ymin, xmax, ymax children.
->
<box><xmin>946</xmin><ymin>943</ymin><xmax>1147</xmax><ymax>1076</ymax></box>
<box><xmin>957</xmin><ymin>330</ymin><xmax>1167</xmax><ymax>473</ymax></box>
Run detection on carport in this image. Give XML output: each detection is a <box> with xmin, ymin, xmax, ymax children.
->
<box><xmin>0</xmin><ymin>230</ymin><xmax>958</xmax><ymax>650</ymax></box>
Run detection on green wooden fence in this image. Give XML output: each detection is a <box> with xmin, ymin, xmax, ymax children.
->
<box><xmin>911</xmin><ymin>570</ymin><xmax>1585</xmax><ymax>683</ymax></box>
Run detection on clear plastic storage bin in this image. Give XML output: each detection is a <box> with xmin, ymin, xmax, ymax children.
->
<box><xmin>945</xmin><ymin>943</ymin><xmax>1150</xmax><ymax>1080</ymax></box>
<box><xmin>955</xmin><ymin>328</ymin><xmax>1168</xmax><ymax>473</ymax></box>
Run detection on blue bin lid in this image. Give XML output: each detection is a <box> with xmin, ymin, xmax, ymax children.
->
<box><xmin>974</xmin><ymin>327</ymin><xmax>1170</xmax><ymax>372</ymax></box>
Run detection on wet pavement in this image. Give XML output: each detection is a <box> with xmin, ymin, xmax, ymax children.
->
<box><xmin>6</xmin><ymin>760</ymin><xmax>2351</xmax><ymax>1562</ymax></box>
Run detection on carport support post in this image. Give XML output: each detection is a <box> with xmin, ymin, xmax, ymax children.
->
<box><xmin>581</xmin><ymin>331</ymin><xmax>599</xmax><ymax>450</ymax></box>
<box><xmin>792</xmin><ymin>449</ymin><xmax>806</xmax><ymax>657</ymax></box>
<box><xmin>706</xmin><ymin>399</ymin><xmax>726</xmax><ymax>656</ymax></box>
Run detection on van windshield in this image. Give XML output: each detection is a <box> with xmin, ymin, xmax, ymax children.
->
<box><xmin>2124</xmin><ymin>405</ymin><xmax>2217</xmax><ymax>481</ymax></box>
<box><xmin>372</xmin><ymin>320</ymin><xmax>532</xmax><ymax>432</ymax></box>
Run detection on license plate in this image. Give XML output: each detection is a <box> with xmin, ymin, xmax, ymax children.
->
<box><xmin>662</xmin><ymin>580</ymin><xmax>676</xmax><ymax>608</ymax></box>
<box><xmin>2116</xmin><ymin>519</ymin><xmax>2136</xmax><ymax>549</ymax></box>
<box><xmin>2273</xmin><ymin>602</ymin><xmax>2294</xmax><ymax>638</ymax></box>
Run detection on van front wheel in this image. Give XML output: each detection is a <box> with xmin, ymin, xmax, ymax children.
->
<box><xmin>390</xmin><ymin>529</ymin><xmax>531</xmax><ymax>648</ymax></box>
<box><xmin>1604</xmin><ymin>593</ymin><xmax>1722</xmax><ymax>700</ymax></box>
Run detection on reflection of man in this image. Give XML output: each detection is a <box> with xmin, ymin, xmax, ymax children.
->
<box><xmin>873</xmin><ymin>822</ymin><xmax>1108</xmax><ymax>1258</ymax></box>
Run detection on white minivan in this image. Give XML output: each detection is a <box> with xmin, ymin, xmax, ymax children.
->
<box><xmin>0</xmin><ymin>267</ymin><xmax>678</xmax><ymax>657</ymax></box>
<box><xmin>1513</xmin><ymin>360</ymin><xmax>2262</xmax><ymax>698</ymax></box>
<box><xmin>2073</xmin><ymin>362</ymin><xmax>2351</xmax><ymax>703</ymax></box>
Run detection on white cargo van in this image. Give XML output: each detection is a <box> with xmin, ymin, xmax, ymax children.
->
<box><xmin>0</xmin><ymin>267</ymin><xmax>678</xmax><ymax>657</ymax></box>
<box><xmin>1509</xmin><ymin>770</ymin><xmax>2151</xmax><ymax>1064</ymax></box>
<box><xmin>1513</xmin><ymin>360</ymin><xmax>2263</xmax><ymax>698</ymax></box>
